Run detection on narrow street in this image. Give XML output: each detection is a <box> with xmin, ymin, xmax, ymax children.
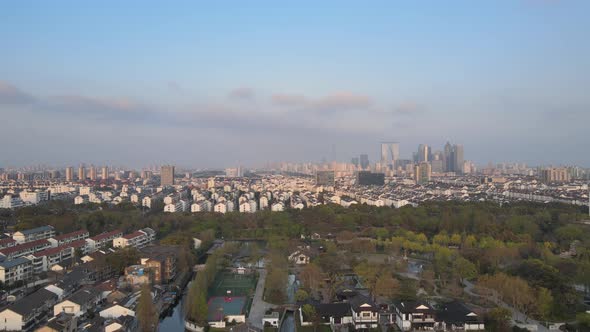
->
<box><xmin>463</xmin><ymin>280</ymin><xmax>549</xmax><ymax>332</ymax></box>
<box><xmin>248</xmin><ymin>268</ymin><xmax>274</xmax><ymax>329</ymax></box>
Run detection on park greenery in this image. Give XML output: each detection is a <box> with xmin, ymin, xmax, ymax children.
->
<box><xmin>2</xmin><ymin>199</ymin><xmax>590</xmax><ymax>324</ymax></box>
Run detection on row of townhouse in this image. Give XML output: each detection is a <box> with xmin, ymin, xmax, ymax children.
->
<box><xmin>48</xmin><ymin>229</ymin><xmax>90</xmax><ymax>247</ymax></box>
<box><xmin>299</xmin><ymin>295</ymin><xmax>485</xmax><ymax>332</ymax></box>
<box><xmin>0</xmin><ymin>239</ymin><xmax>52</xmax><ymax>260</ymax></box>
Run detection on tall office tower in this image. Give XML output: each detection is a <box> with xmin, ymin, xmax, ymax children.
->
<box><xmin>414</xmin><ymin>162</ymin><xmax>432</xmax><ymax>184</ymax></box>
<box><xmin>351</xmin><ymin>157</ymin><xmax>359</xmax><ymax>168</ymax></box>
<box><xmin>417</xmin><ymin>144</ymin><xmax>431</xmax><ymax>162</ymax></box>
<box><xmin>161</xmin><ymin>165</ymin><xmax>175</xmax><ymax>186</ymax></box>
<box><xmin>360</xmin><ymin>154</ymin><xmax>370</xmax><ymax>170</ymax></box>
<box><xmin>380</xmin><ymin>142</ymin><xmax>400</xmax><ymax>165</ymax></box>
<box><xmin>454</xmin><ymin>144</ymin><xmax>464</xmax><ymax>174</ymax></box>
<box><xmin>65</xmin><ymin>167</ymin><xmax>74</xmax><ymax>182</ymax></box>
<box><xmin>101</xmin><ymin>166</ymin><xmax>108</xmax><ymax>179</ymax></box>
<box><xmin>444</xmin><ymin>142</ymin><xmax>453</xmax><ymax>172</ymax></box>
<box><xmin>78</xmin><ymin>166</ymin><xmax>86</xmax><ymax>180</ymax></box>
<box><xmin>89</xmin><ymin>167</ymin><xmax>97</xmax><ymax>181</ymax></box>
<box><xmin>49</xmin><ymin>170</ymin><xmax>60</xmax><ymax>179</ymax></box>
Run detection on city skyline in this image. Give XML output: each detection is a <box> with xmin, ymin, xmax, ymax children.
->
<box><xmin>1</xmin><ymin>1</ymin><xmax>589</xmax><ymax>168</ymax></box>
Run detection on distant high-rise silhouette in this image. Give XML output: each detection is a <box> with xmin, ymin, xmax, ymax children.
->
<box><xmin>380</xmin><ymin>142</ymin><xmax>399</xmax><ymax>165</ymax></box>
<box><xmin>65</xmin><ymin>167</ymin><xmax>74</xmax><ymax>182</ymax></box>
<box><xmin>360</xmin><ymin>154</ymin><xmax>370</xmax><ymax>170</ymax></box>
<box><xmin>161</xmin><ymin>165</ymin><xmax>175</xmax><ymax>186</ymax></box>
<box><xmin>78</xmin><ymin>165</ymin><xmax>86</xmax><ymax>180</ymax></box>
<box><xmin>417</xmin><ymin>144</ymin><xmax>431</xmax><ymax>163</ymax></box>
<box><xmin>443</xmin><ymin>142</ymin><xmax>464</xmax><ymax>174</ymax></box>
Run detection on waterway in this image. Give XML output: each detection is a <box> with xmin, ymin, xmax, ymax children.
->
<box><xmin>280</xmin><ymin>311</ymin><xmax>295</xmax><ymax>332</ymax></box>
<box><xmin>158</xmin><ymin>293</ymin><xmax>187</xmax><ymax>331</ymax></box>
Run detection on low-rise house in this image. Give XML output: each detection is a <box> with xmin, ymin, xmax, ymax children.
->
<box><xmin>99</xmin><ymin>304</ymin><xmax>135</xmax><ymax>319</ymax></box>
<box><xmin>437</xmin><ymin>301</ymin><xmax>485</xmax><ymax>331</ymax></box>
<box><xmin>53</xmin><ymin>288</ymin><xmax>101</xmax><ymax>318</ymax></box>
<box><xmin>312</xmin><ymin>303</ymin><xmax>353</xmax><ymax>326</ymax></box>
<box><xmin>262</xmin><ymin>311</ymin><xmax>280</xmax><ymax>328</ymax></box>
<box><xmin>74</xmin><ymin>195</ymin><xmax>88</xmax><ymax>205</ymax></box>
<box><xmin>349</xmin><ymin>295</ymin><xmax>379</xmax><ymax>329</ymax></box>
<box><xmin>35</xmin><ymin>312</ymin><xmax>77</xmax><ymax>332</ymax></box>
<box><xmin>288</xmin><ymin>249</ymin><xmax>311</xmax><ymax>265</ymax></box>
<box><xmin>392</xmin><ymin>300</ymin><xmax>437</xmax><ymax>331</ymax></box>
<box><xmin>0</xmin><ymin>288</ymin><xmax>58</xmax><ymax>331</ymax></box>
<box><xmin>28</xmin><ymin>245</ymin><xmax>75</xmax><ymax>273</ymax></box>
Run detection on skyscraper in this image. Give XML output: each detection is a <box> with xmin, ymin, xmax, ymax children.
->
<box><xmin>417</xmin><ymin>144</ymin><xmax>431</xmax><ymax>162</ymax></box>
<box><xmin>161</xmin><ymin>165</ymin><xmax>175</xmax><ymax>186</ymax></box>
<box><xmin>444</xmin><ymin>142</ymin><xmax>453</xmax><ymax>172</ymax></box>
<box><xmin>360</xmin><ymin>154</ymin><xmax>370</xmax><ymax>170</ymax></box>
<box><xmin>380</xmin><ymin>142</ymin><xmax>399</xmax><ymax>165</ymax></box>
<box><xmin>351</xmin><ymin>157</ymin><xmax>359</xmax><ymax>168</ymax></box>
<box><xmin>443</xmin><ymin>142</ymin><xmax>464</xmax><ymax>174</ymax></box>
<box><xmin>78</xmin><ymin>165</ymin><xmax>86</xmax><ymax>180</ymax></box>
<box><xmin>454</xmin><ymin>144</ymin><xmax>464</xmax><ymax>174</ymax></box>
<box><xmin>65</xmin><ymin>167</ymin><xmax>74</xmax><ymax>182</ymax></box>
<box><xmin>101</xmin><ymin>166</ymin><xmax>108</xmax><ymax>179</ymax></box>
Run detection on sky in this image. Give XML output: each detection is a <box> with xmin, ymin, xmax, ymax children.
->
<box><xmin>1</xmin><ymin>0</ymin><xmax>589</xmax><ymax>168</ymax></box>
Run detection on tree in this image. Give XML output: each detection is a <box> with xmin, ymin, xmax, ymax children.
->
<box><xmin>374</xmin><ymin>274</ymin><xmax>400</xmax><ymax>300</ymax></box>
<box><xmin>295</xmin><ymin>289</ymin><xmax>309</xmax><ymax>302</ymax></box>
<box><xmin>485</xmin><ymin>307</ymin><xmax>512</xmax><ymax>332</ymax></box>
<box><xmin>577</xmin><ymin>312</ymin><xmax>590</xmax><ymax>330</ymax></box>
<box><xmin>302</xmin><ymin>304</ymin><xmax>320</xmax><ymax>332</ymax></box>
<box><xmin>535</xmin><ymin>287</ymin><xmax>553</xmax><ymax>321</ymax></box>
<box><xmin>137</xmin><ymin>284</ymin><xmax>157</xmax><ymax>332</ymax></box>
<box><xmin>300</xmin><ymin>263</ymin><xmax>323</xmax><ymax>298</ymax></box>
<box><xmin>454</xmin><ymin>256</ymin><xmax>477</xmax><ymax>282</ymax></box>
<box><xmin>354</xmin><ymin>261</ymin><xmax>379</xmax><ymax>296</ymax></box>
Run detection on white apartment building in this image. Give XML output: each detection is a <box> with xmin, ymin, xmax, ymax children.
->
<box><xmin>74</xmin><ymin>195</ymin><xmax>89</xmax><ymax>205</ymax></box>
<box><xmin>214</xmin><ymin>202</ymin><xmax>227</xmax><ymax>214</ymax></box>
<box><xmin>0</xmin><ymin>195</ymin><xmax>25</xmax><ymax>209</ymax></box>
<box><xmin>112</xmin><ymin>228</ymin><xmax>155</xmax><ymax>249</ymax></box>
<box><xmin>79</xmin><ymin>186</ymin><xmax>92</xmax><ymax>196</ymax></box>
<box><xmin>19</xmin><ymin>190</ymin><xmax>49</xmax><ymax>205</ymax></box>
<box><xmin>271</xmin><ymin>202</ymin><xmax>285</xmax><ymax>211</ymax></box>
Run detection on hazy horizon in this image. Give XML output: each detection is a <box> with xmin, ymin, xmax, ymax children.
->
<box><xmin>1</xmin><ymin>1</ymin><xmax>589</xmax><ymax>168</ymax></box>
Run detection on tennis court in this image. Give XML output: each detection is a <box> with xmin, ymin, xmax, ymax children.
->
<box><xmin>206</xmin><ymin>296</ymin><xmax>246</xmax><ymax>321</ymax></box>
<box><xmin>209</xmin><ymin>272</ymin><xmax>257</xmax><ymax>297</ymax></box>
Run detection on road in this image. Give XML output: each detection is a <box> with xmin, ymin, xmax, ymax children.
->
<box><xmin>248</xmin><ymin>268</ymin><xmax>274</xmax><ymax>329</ymax></box>
<box><xmin>463</xmin><ymin>280</ymin><xmax>548</xmax><ymax>332</ymax></box>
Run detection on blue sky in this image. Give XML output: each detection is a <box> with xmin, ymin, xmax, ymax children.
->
<box><xmin>1</xmin><ymin>1</ymin><xmax>589</xmax><ymax>168</ymax></box>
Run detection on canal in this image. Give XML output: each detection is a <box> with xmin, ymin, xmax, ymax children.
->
<box><xmin>158</xmin><ymin>292</ymin><xmax>186</xmax><ymax>331</ymax></box>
